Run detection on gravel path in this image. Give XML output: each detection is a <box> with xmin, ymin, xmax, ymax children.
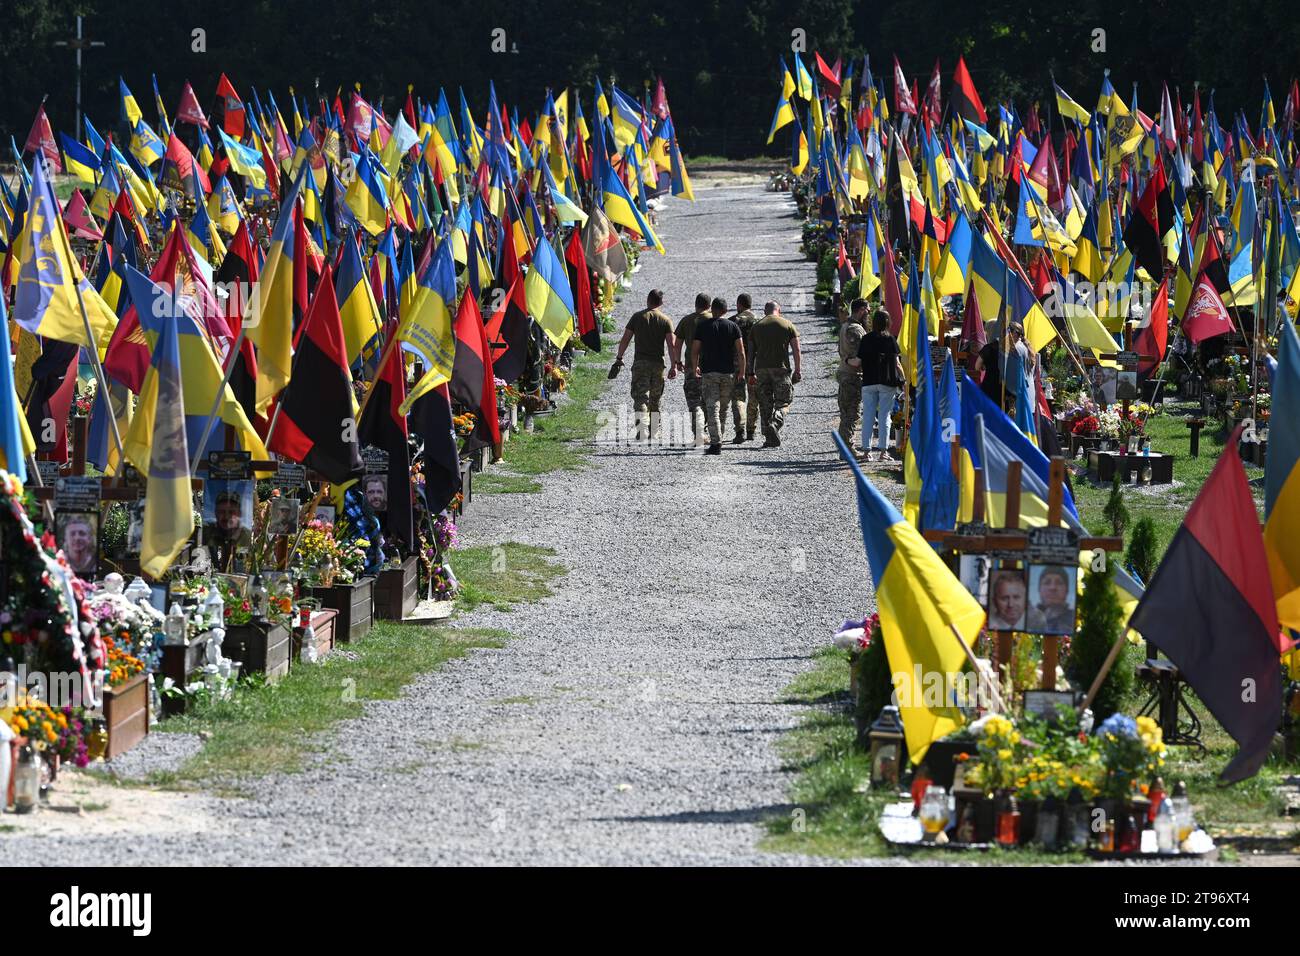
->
<box><xmin>12</xmin><ymin>182</ymin><xmax>886</xmax><ymax>865</ymax></box>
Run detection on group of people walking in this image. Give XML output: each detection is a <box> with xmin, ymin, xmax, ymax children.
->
<box><xmin>614</xmin><ymin>290</ymin><xmax>802</xmax><ymax>454</ymax></box>
<box><xmin>612</xmin><ymin>291</ymin><xmax>911</xmax><ymax>459</ymax></box>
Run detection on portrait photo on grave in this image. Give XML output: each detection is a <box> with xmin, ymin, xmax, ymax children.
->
<box><xmin>1090</xmin><ymin>366</ymin><xmax>1118</xmax><ymax>405</ymax></box>
<box><xmin>363</xmin><ymin>474</ymin><xmax>388</xmax><ymax>513</ymax></box>
<box><xmin>267</xmin><ymin>497</ymin><xmax>301</xmax><ymax>536</ymax></box>
<box><xmin>1116</xmin><ymin>369</ymin><xmax>1139</xmax><ymax>401</ymax></box>
<box><xmin>314</xmin><ymin>504</ymin><xmax>337</xmax><ymax>527</ymax></box>
<box><xmin>1024</xmin><ymin>564</ymin><xmax>1078</xmax><ymax>636</ymax></box>
<box><xmin>202</xmin><ymin>479</ymin><xmax>254</xmax><ymax>568</ymax></box>
<box><xmin>959</xmin><ymin>553</ymin><xmax>990</xmax><ymax>608</ymax></box>
<box><xmin>988</xmin><ymin>565</ymin><xmax>1028</xmax><ymax>631</ymax></box>
<box><xmin>57</xmin><ymin>511</ymin><xmax>99</xmax><ymax>578</ymax></box>
<box><xmin>125</xmin><ymin>500</ymin><xmax>145</xmax><ymax>556</ymax></box>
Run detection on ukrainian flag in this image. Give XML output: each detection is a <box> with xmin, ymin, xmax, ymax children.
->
<box><xmin>119</xmin><ymin>267</ymin><xmax>194</xmax><ymax>579</ymax></box>
<box><xmin>969</xmin><ymin>223</ymin><xmax>1009</xmax><ymax>325</ymax></box>
<box><xmin>1265</xmin><ymin>320</ymin><xmax>1300</xmax><ymax>633</ymax></box>
<box><xmin>600</xmin><ymin>156</ymin><xmax>664</xmax><ymax>254</ymax></box>
<box><xmin>343</xmin><ymin>146</ymin><xmax>387</xmax><ymax>236</ymax></box>
<box><xmin>59</xmin><ymin>133</ymin><xmax>101</xmax><ymax>185</ymax></box>
<box><xmin>833</xmin><ymin>431</ymin><xmax>984</xmax><ymax>763</ymax></box>
<box><xmin>935</xmin><ymin>211</ymin><xmax>973</xmax><ymax>297</ymax></box>
<box><xmin>335</xmin><ymin>235</ymin><xmax>384</xmax><ymax>371</ymax></box>
<box><xmin>397</xmin><ymin>236</ymin><xmax>458</xmax><ymax>400</ymax></box>
<box><xmin>246</xmin><ymin>166</ymin><xmax>308</xmax><ymax>414</ymax></box>
<box><xmin>10</xmin><ymin>154</ymin><xmax>117</xmax><ymax>349</ymax></box>
<box><xmin>767</xmin><ymin>94</ymin><xmax>796</xmax><ymax>144</ymax></box>
<box><xmin>217</xmin><ymin>127</ymin><xmax>268</xmax><ymax>190</ymax></box>
<box><xmin>524</xmin><ymin>234</ymin><xmax>576</xmax><ymax>348</ymax></box>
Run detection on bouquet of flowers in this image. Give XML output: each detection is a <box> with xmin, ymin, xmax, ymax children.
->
<box><xmin>101</xmin><ymin>633</ymin><xmax>146</xmax><ymax>687</ymax></box>
<box><xmin>87</xmin><ymin>584</ymin><xmax>165</xmax><ymax>673</ymax></box>
<box><xmin>297</xmin><ymin>519</ymin><xmax>345</xmax><ymax>586</ymax></box>
<box><xmin>453</xmin><ymin>412</ymin><xmax>477</xmax><ymax>438</ymax></box>
<box><xmin>543</xmin><ymin>361</ymin><xmax>568</xmax><ymax>392</ymax></box>
<box><xmin>495</xmin><ymin>377</ymin><xmax>521</xmax><ymax>408</ymax></box>
<box><xmin>1070</xmin><ymin>415</ymin><xmax>1100</xmax><ymax>436</ymax></box>
<box><xmin>963</xmin><ymin>714</ymin><xmax>1028</xmax><ymax>794</ymax></box>
<box><xmin>1096</xmin><ymin>713</ymin><xmax>1165</xmax><ymax>799</ymax></box>
<box><xmin>1097</xmin><ymin>406</ymin><xmax>1123</xmax><ymax>440</ymax></box>
<box><xmin>2</xmin><ymin>692</ymin><xmax>91</xmax><ymax>767</ymax></box>
<box><xmin>72</xmin><ymin>379</ymin><xmax>96</xmax><ymax>418</ymax></box>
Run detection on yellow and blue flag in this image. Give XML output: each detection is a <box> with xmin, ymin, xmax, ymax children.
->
<box><xmin>397</xmin><ymin>236</ymin><xmax>458</xmax><ymax>405</ymax></box>
<box><xmin>335</xmin><ymin>234</ymin><xmax>384</xmax><ymax>372</ymax></box>
<box><xmin>524</xmin><ymin>233</ymin><xmax>576</xmax><ymax>348</ymax></box>
<box><xmin>10</xmin><ymin>154</ymin><xmax>118</xmax><ymax>348</ymax></box>
<box><xmin>833</xmin><ymin>431</ymin><xmax>984</xmax><ymax>763</ymax></box>
<box><xmin>119</xmin><ymin>266</ymin><xmax>194</xmax><ymax>578</ymax></box>
<box><xmin>345</xmin><ymin>144</ymin><xmax>390</xmax><ymax>235</ymax></box>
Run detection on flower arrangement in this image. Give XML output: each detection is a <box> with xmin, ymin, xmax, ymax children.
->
<box><xmin>2</xmin><ymin>692</ymin><xmax>91</xmax><ymax>767</ymax></box>
<box><xmin>297</xmin><ymin>519</ymin><xmax>346</xmax><ymax>586</ymax></box>
<box><xmin>101</xmin><ymin>633</ymin><xmax>146</xmax><ymax>687</ymax></box>
<box><xmin>216</xmin><ymin>577</ymin><xmax>254</xmax><ymax>626</ymax></box>
<box><xmin>71</xmin><ymin>379</ymin><xmax>96</xmax><ymax>418</ymax></box>
<box><xmin>1070</xmin><ymin>415</ymin><xmax>1100</xmax><ymax>436</ymax></box>
<box><xmin>86</xmin><ymin>586</ymin><xmax>164</xmax><ymax>674</ymax></box>
<box><xmin>964</xmin><ymin>714</ymin><xmax>1028</xmax><ymax>793</ymax></box>
<box><xmin>453</xmin><ymin>412</ymin><xmax>477</xmax><ymax>438</ymax></box>
<box><xmin>543</xmin><ymin>361</ymin><xmax>568</xmax><ymax>392</ymax></box>
<box><xmin>495</xmin><ymin>377</ymin><xmax>521</xmax><ymax>408</ymax></box>
<box><xmin>1096</xmin><ymin>713</ymin><xmax>1165</xmax><ymax>799</ymax></box>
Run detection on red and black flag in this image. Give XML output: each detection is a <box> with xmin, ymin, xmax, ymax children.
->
<box><xmin>1134</xmin><ymin>277</ymin><xmax>1169</xmax><ymax>377</ymax></box>
<box><xmin>23</xmin><ymin>339</ymin><xmax>79</xmax><ymax>462</ymax></box>
<box><xmin>449</xmin><ymin>291</ymin><xmax>501</xmax><ymax>453</ymax></box>
<box><xmin>1129</xmin><ymin>430</ymin><xmax>1286</xmax><ymax>782</ymax></box>
<box><xmin>359</xmin><ymin>330</ymin><xmax>415</xmax><ymax>553</ymax></box>
<box><xmin>410</xmin><ymin>382</ymin><xmax>460</xmax><ymax>516</ymax></box>
<box><xmin>951</xmin><ymin>56</ymin><xmax>987</xmax><ymax>125</ymax></box>
<box><xmin>1121</xmin><ymin>154</ymin><xmax>1174</xmax><ymax>279</ymax></box>
<box><xmin>565</xmin><ymin>227</ymin><xmax>601</xmax><ymax>352</ymax></box>
<box><xmin>214</xmin><ymin>220</ymin><xmax>262</xmax><ymax>429</ymax></box>
<box><xmin>268</xmin><ymin>265</ymin><xmax>363</xmax><ymax>483</ymax></box>
<box><xmin>484</xmin><ymin>274</ymin><xmax>531</xmax><ymax>382</ymax></box>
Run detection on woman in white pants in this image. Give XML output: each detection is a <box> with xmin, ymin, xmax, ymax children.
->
<box><xmin>848</xmin><ymin>310</ymin><xmax>904</xmax><ymax>461</ymax></box>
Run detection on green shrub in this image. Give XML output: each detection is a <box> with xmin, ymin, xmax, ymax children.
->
<box><xmin>1066</xmin><ymin>564</ymin><xmax>1132</xmax><ymax>722</ymax></box>
<box><xmin>1125</xmin><ymin>516</ymin><xmax>1159</xmax><ymax>584</ymax></box>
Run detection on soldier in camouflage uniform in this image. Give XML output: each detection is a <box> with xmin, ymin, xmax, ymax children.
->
<box><xmin>613</xmin><ymin>289</ymin><xmax>677</xmax><ymax>440</ymax></box>
<box><xmin>728</xmin><ymin>293</ymin><xmax>760</xmax><ymax>443</ymax></box>
<box><xmin>747</xmin><ymin>301</ymin><xmax>802</xmax><ymax>448</ymax></box>
<box><xmin>837</xmin><ymin>298</ymin><xmax>869</xmax><ymax>452</ymax></box>
<box><xmin>674</xmin><ymin>293</ymin><xmax>711</xmax><ymax>444</ymax></box>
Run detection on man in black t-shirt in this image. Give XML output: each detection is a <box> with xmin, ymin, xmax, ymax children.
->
<box><xmin>689</xmin><ymin>297</ymin><xmax>746</xmax><ymax>455</ymax></box>
<box><xmin>848</xmin><ymin>310</ymin><xmax>904</xmax><ymax>461</ymax></box>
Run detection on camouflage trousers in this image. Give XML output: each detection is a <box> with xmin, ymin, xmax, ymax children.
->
<box><xmin>730</xmin><ymin>376</ymin><xmax>758</xmax><ymax>437</ymax></box>
<box><xmin>756</xmin><ymin>368</ymin><xmax>794</xmax><ymax>435</ymax></box>
<box><xmin>630</xmin><ymin>360</ymin><xmax>666</xmax><ymax>438</ymax></box>
<box><xmin>682</xmin><ymin>372</ymin><xmax>704</xmax><ymax>439</ymax></box>
<box><xmin>837</xmin><ymin>375</ymin><xmax>863</xmax><ymax>446</ymax></box>
<box><xmin>629</xmin><ymin>360</ymin><xmax>666</xmax><ymax>413</ymax></box>
<box><xmin>700</xmin><ymin>372</ymin><xmax>736</xmax><ymax>446</ymax></box>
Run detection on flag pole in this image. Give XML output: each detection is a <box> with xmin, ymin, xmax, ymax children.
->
<box><xmin>949</xmin><ymin>622</ymin><xmax>1007</xmax><ymax>715</ymax></box>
